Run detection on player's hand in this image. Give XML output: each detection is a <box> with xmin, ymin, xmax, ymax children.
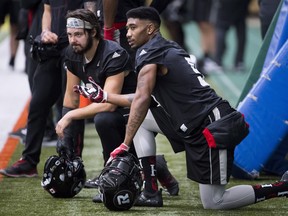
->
<box><xmin>87</xmin><ymin>76</ymin><xmax>107</xmax><ymax>103</ymax></box>
<box><xmin>73</xmin><ymin>85</ymin><xmax>93</xmax><ymax>99</ymax></box>
<box><xmin>55</xmin><ymin>115</ymin><xmax>72</xmax><ymax>138</ymax></box>
<box><xmin>106</xmin><ymin>143</ymin><xmax>130</xmax><ymax>165</ymax></box>
<box><xmin>73</xmin><ymin>76</ymin><xmax>107</xmax><ymax>103</ymax></box>
<box><xmin>41</xmin><ymin>29</ymin><xmax>58</xmax><ymax>44</ymax></box>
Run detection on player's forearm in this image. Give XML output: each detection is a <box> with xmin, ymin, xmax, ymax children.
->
<box><xmin>67</xmin><ymin>102</ymin><xmax>118</xmax><ymax>120</ymax></box>
<box><xmin>42</xmin><ymin>4</ymin><xmax>51</xmax><ymax>32</ymax></box>
<box><xmin>107</xmin><ymin>93</ymin><xmax>134</xmax><ymax>107</ymax></box>
<box><xmin>123</xmin><ymin>93</ymin><xmax>151</xmax><ymax>146</ymax></box>
<box><xmin>103</xmin><ymin>0</ymin><xmax>118</xmax><ymax>28</ymax></box>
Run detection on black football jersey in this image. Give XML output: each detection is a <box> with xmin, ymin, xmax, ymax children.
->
<box><xmin>65</xmin><ymin>39</ymin><xmax>136</xmax><ymax>94</ymax></box>
<box><xmin>135</xmin><ymin>33</ymin><xmax>222</xmax><ymax>136</ymax></box>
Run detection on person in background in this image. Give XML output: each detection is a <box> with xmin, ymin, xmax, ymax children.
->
<box><xmin>161</xmin><ymin>0</ymin><xmax>188</xmax><ymax>51</ymax></box>
<box><xmin>9</xmin><ymin>0</ymin><xmax>58</xmax><ymax>147</ymax></box>
<box><xmin>0</xmin><ymin>0</ymin><xmax>20</xmax><ymax>69</ymax></box>
<box><xmin>0</xmin><ymin>0</ymin><xmax>97</xmax><ymax>178</ymax></box>
<box><xmin>159</xmin><ymin>0</ymin><xmax>215</xmax><ymax>74</ymax></box>
<box><xmin>190</xmin><ymin>0</ymin><xmax>218</xmax><ymax>75</ymax></box>
<box><xmin>212</xmin><ymin>0</ymin><xmax>251</xmax><ymax>72</ymax></box>
<box><xmin>258</xmin><ymin>0</ymin><xmax>282</xmax><ymax>39</ymax></box>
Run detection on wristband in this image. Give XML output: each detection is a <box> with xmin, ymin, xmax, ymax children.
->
<box><xmin>104</xmin><ymin>27</ymin><xmax>115</xmax><ymax>40</ymax></box>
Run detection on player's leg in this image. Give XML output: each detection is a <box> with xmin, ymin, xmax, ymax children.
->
<box><xmin>94</xmin><ymin>111</ymin><xmax>127</xmax><ymax>164</ymax></box>
<box><xmin>8</xmin><ymin>0</ymin><xmax>20</xmax><ymax>69</ymax></box>
<box><xmin>133</xmin><ymin>109</ymin><xmax>178</xmax><ymax>207</ymax></box>
<box><xmin>133</xmin><ymin>109</ymin><xmax>162</xmax><ymax>207</ymax></box>
<box><xmin>90</xmin><ymin>110</ymin><xmax>137</xmax><ymax>202</ymax></box>
<box><xmin>199</xmin><ymin>184</ymin><xmax>255</xmax><ymax>209</ymax></box>
<box><xmin>0</xmin><ymin>58</ymin><xmax>62</xmax><ymax>177</ymax></box>
<box><xmin>23</xmin><ymin>58</ymin><xmax>62</xmax><ymax>166</ymax></box>
<box><xmin>188</xmin><ymin>112</ymin><xmax>288</xmax><ymax>210</ymax></box>
<box><xmin>199</xmin><ymin>173</ymin><xmax>288</xmax><ymax>209</ymax></box>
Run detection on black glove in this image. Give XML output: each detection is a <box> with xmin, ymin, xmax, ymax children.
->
<box><xmin>56</xmin><ymin>138</ymin><xmax>75</xmax><ymax>159</ymax></box>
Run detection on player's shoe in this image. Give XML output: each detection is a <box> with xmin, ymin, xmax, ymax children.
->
<box><xmin>42</xmin><ymin>130</ymin><xmax>58</xmax><ymax>147</ymax></box>
<box><xmin>84</xmin><ymin>176</ymin><xmax>100</xmax><ymax>188</ymax></box>
<box><xmin>135</xmin><ymin>189</ymin><xmax>163</xmax><ymax>207</ymax></box>
<box><xmin>165</xmin><ymin>181</ymin><xmax>179</xmax><ymax>196</ymax></box>
<box><xmin>280</xmin><ymin>171</ymin><xmax>288</xmax><ymax>182</ymax></box>
<box><xmin>9</xmin><ymin>56</ymin><xmax>15</xmax><ymax>70</ymax></box>
<box><xmin>278</xmin><ymin>171</ymin><xmax>288</xmax><ymax>198</ymax></box>
<box><xmin>0</xmin><ymin>158</ymin><xmax>38</xmax><ymax>178</ymax></box>
<box><xmin>203</xmin><ymin>57</ymin><xmax>223</xmax><ymax>74</ymax></box>
<box><xmin>9</xmin><ymin>127</ymin><xmax>57</xmax><ymax>146</ymax></box>
<box><xmin>9</xmin><ymin>127</ymin><xmax>27</xmax><ymax>143</ymax></box>
<box><xmin>43</xmin><ymin>130</ymin><xmax>58</xmax><ymax>142</ymax></box>
<box><xmin>156</xmin><ymin>155</ymin><xmax>179</xmax><ymax>196</ymax></box>
<box><xmin>92</xmin><ymin>193</ymin><xmax>103</xmax><ymax>203</ymax></box>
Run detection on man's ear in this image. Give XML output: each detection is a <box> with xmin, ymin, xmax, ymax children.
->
<box><xmin>147</xmin><ymin>23</ymin><xmax>155</xmax><ymax>35</ymax></box>
<box><xmin>91</xmin><ymin>28</ymin><xmax>97</xmax><ymax>37</ymax></box>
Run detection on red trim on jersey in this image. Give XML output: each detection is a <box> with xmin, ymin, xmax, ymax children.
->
<box><xmin>202</xmin><ymin>128</ymin><xmax>217</xmax><ymax>148</ymax></box>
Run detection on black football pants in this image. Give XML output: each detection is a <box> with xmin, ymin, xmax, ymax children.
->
<box><xmin>22</xmin><ymin>54</ymin><xmax>65</xmax><ymax>166</ymax></box>
<box><xmin>94</xmin><ymin>110</ymin><xmax>137</xmax><ymax>165</ymax></box>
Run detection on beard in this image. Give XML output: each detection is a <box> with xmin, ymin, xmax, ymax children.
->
<box><xmin>72</xmin><ymin>35</ymin><xmax>93</xmax><ymax>55</ymax></box>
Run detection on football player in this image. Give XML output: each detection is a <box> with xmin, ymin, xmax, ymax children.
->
<box><xmin>56</xmin><ymin>8</ymin><xmax>178</xmax><ymax>205</ymax></box>
<box><xmin>75</xmin><ymin>6</ymin><xmax>288</xmax><ymax>209</ymax></box>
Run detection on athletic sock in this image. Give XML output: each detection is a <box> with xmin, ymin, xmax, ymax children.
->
<box><xmin>253</xmin><ymin>181</ymin><xmax>288</xmax><ymax>203</ymax></box>
<box><xmin>139</xmin><ymin>156</ymin><xmax>158</xmax><ymax>194</ymax></box>
<box><xmin>156</xmin><ymin>155</ymin><xmax>177</xmax><ymax>188</ymax></box>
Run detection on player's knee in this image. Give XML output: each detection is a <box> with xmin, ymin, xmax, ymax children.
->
<box><xmin>94</xmin><ymin>113</ymin><xmax>113</xmax><ymax>131</ymax></box>
<box><xmin>200</xmin><ymin>187</ymin><xmax>224</xmax><ymax>210</ymax></box>
<box><xmin>94</xmin><ymin>112</ymin><xmax>125</xmax><ymax>132</ymax></box>
<box><xmin>201</xmin><ymin>198</ymin><xmax>223</xmax><ymax>210</ymax></box>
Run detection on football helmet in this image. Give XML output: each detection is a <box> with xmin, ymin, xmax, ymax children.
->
<box><xmin>98</xmin><ymin>152</ymin><xmax>143</xmax><ymax>211</ymax></box>
<box><xmin>41</xmin><ymin>155</ymin><xmax>86</xmax><ymax>198</ymax></box>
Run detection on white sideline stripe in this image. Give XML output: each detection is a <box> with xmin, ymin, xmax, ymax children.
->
<box><xmin>0</xmin><ymin>37</ymin><xmax>30</xmax><ymax>152</ymax></box>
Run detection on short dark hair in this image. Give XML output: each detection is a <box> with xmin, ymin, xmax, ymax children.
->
<box><xmin>126</xmin><ymin>6</ymin><xmax>161</xmax><ymax>27</ymax></box>
<box><xmin>66</xmin><ymin>9</ymin><xmax>102</xmax><ymax>39</ymax></box>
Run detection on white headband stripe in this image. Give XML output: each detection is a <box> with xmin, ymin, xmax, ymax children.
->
<box><xmin>66</xmin><ymin>17</ymin><xmax>93</xmax><ymax>29</ymax></box>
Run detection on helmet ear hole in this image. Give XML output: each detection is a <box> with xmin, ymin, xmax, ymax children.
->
<box><xmin>98</xmin><ymin>152</ymin><xmax>143</xmax><ymax>211</ymax></box>
<box><xmin>41</xmin><ymin>155</ymin><xmax>86</xmax><ymax>198</ymax></box>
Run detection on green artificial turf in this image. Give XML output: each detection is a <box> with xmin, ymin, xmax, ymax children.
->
<box><xmin>1</xmin><ymin>124</ymin><xmax>287</xmax><ymax>216</ymax></box>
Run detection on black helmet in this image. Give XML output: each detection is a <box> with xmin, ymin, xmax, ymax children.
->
<box><xmin>41</xmin><ymin>155</ymin><xmax>86</xmax><ymax>198</ymax></box>
<box><xmin>98</xmin><ymin>152</ymin><xmax>143</xmax><ymax>211</ymax></box>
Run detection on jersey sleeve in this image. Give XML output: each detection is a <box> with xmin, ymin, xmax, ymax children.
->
<box><xmin>102</xmin><ymin>48</ymin><xmax>133</xmax><ymax>77</ymax></box>
<box><xmin>135</xmin><ymin>34</ymin><xmax>170</xmax><ymax>73</ymax></box>
<box><xmin>135</xmin><ymin>48</ymin><xmax>165</xmax><ymax>74</ymax></box>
